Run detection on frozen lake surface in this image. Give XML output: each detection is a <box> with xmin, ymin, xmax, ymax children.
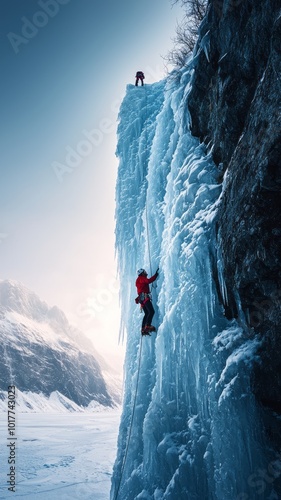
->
<box><xmin>0</xmin><ymin>409</ymin><xmax>121</xmax><ymax>499</ymax></box>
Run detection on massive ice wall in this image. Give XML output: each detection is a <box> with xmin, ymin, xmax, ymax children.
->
<box><xmin>111</xmin><ymin>62</ymin><xmax>280</xmax><ymax>499</ymax></box>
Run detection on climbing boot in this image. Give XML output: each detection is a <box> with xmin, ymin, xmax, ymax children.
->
<box><xmin>141</xmin><ymin>327</ymin><xmax>151</xmax><ymax>336</ymax></box>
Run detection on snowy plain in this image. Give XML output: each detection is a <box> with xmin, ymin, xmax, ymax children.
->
<box><xmin>0</xmin><ymin>407</ymin><xmax>121</xmax><ymax>499</ymax></box>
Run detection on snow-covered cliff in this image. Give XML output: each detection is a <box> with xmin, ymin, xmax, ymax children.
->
<box><xmin>189</xmin><ymin>0</ymin><xmax>281</xmax><ymax>418</ymax></box>
<box><xmin>0</xmin><ymin>280</ymin><xmax>121</xmax><ymax>408</ymax></box>
<box><xmin>111</xmin><ymin>2</ymin><xmax>281</xmax><ymax>498</ymax></box>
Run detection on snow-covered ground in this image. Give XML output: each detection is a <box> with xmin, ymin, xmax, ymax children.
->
<box><xmin>0</xmin><ymin>409</ymin><xmax>121</xmax><ymax>499</ymax></box>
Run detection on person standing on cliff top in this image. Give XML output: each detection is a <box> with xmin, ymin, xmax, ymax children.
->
<box><xmin>135</xmin><ymin>71</ymin><xmax>145</xmax><ymax>86</ymax></box>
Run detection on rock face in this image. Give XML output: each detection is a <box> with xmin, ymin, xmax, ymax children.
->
<box><xmin>0</xmin><ymin>280</ymin><xmax>116</xmax><ymax>408</ymax></box>
<box><xmin>111</xmin><ymin>4</ymin><xmax>281</xmax><ymax>498</ymax></box>
<box><xmin>188</xmin><ymin>0</ymin><xmax>281</xmax><ymax>418</ymax></box>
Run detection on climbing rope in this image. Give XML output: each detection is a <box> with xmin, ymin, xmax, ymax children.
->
<box><xmin>145</xmin><ymin>203</ymin><xmax>153</xmax><ymax>278</ymax></box>
<box><xmin>144</xmin><ymin>85</ymin><xmax>155</xmax><ymax>281</ymax></box>
<box><xmin>113</xmin><ymin>335</ymin><xmax>143</xmax><ymax>500</ymax></box>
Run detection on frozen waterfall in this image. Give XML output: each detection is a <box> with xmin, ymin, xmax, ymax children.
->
<box><xmin>111</xmin><ymin>64</ymin><xmax>274</xmax><ymax>500</ymax></box>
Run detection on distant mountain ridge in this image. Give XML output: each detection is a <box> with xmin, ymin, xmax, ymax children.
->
<box><xmin>0</xmin><ymin>279</ymin><xmax>121</xmax><ymax>408</ymax></box>
<box><xmin>0</xmin><ymin>388</ymin><xmax>118</xmax><ymax>413</ymax></box>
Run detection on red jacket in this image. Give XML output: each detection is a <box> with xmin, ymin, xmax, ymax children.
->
<box><xmin>136</xmin><ymin>273</ymin><xmax>157</xmax><ymax>295</ymax></box>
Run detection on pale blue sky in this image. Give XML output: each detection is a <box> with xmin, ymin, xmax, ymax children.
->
<box><xmin>0</xmin><ymin>0</ymin><xmax>183</xmax><ymax>365</ymax></box>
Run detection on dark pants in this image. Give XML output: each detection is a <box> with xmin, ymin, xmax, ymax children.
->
<box><xmin>135</xmin><ymin>77</ymin><xmax>144</xmax><ymax>86</ymax></box>
<box><xmin>142</xmin><ymin>300</ymin><xmax>155</xmax><ymax>329</ymax></box>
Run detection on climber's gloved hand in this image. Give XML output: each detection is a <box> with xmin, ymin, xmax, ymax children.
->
<box><xmin>155</xmin><ymin>267</ymin><xmax>159</xmax><ymax>277</ymax></box>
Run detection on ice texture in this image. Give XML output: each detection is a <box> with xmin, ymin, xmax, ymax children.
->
<box><xmin>111</xmin><ymin>64</ymin><xmax>271</xmax><ymax>499</ymax></box>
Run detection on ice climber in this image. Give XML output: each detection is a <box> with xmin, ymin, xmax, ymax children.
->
<box><xmin>135</xmin><ymin>268</ymin><xmax>159</xmax><ymax>335</ymax></box>
<box><xmin>135</xmin><ymin>71</ymin><xmax>145</xmax><ymax>86</ymax></box>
